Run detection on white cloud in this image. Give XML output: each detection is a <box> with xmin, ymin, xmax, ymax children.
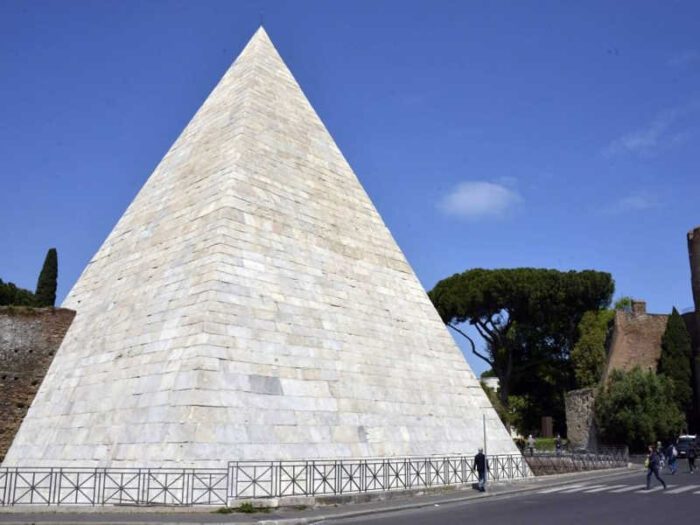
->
<box><xmin>604</xmin><ymin>103</ymin><xmax>698</xmax><ymax>158</ymax></box>
<box><xmin>438</xmin><ymin>181</ymin><xmax>523</xmax><ymax>220</ymax></box>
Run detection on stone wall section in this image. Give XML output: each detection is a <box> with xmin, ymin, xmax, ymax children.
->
<box><xmin>564</xmin><ymin>388</ymin><xmax>597</xmax><ymax>451</ymax></box>
<box><xmin>0</xmin><ymin>307</ymin><xmax>74</xmax><ymax>461</ymax></box>
<box><xmin>602</xmin><ymin>302</ymin><xmax>668</xmax><ymax>382</ymax></box>
<box><xmin>688</xmin><ymin>226</ymin><xmax>700</xmax><ymax>429</ymax></box>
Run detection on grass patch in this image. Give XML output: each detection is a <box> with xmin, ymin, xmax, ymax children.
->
<box><xmin>534</xmin><ymin>437</ymin><xmax>567</xmax><ymax>451</ymax></box>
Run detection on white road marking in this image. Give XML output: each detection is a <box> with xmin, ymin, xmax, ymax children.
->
<box><xmin>538</xmin><ymin>483</ymin><xmax>588</xmax><ymax>494</ymax></box>
<box><xmin>584</xmin><ymin>484</ymin><xmax>628</xmax><ymax>493</ymax></box>
<box><xmin>636</xmin><ymin>485</ymin><xmax>675</xmax><ymax>493</ymax></box>
<box><xmin>610</xmin><ymin>485</ymin><xmax>642</xmax><ymax>493</ymax></box>
<box><xmin>665</xmin><ymin>484</ymin><xmax>700</xmax><ymax>494</ymax></box>
<box><xmin>559</xmin><ymin>484</ymin><xmax>605</xmax><ymax>493</ymax></box>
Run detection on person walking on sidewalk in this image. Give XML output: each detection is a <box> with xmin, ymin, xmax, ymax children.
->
<box><xmin>688</xmin><ymin>444</ymin><xmax>697</xmax><ymax>473</ymax></box>
<box><xmin>527</xmin><ymin>434</ymin><xmax>535</xmax><ymax>456</ymax></box>
<box><xmin>474</xmin><ymin>448</ymin><xmax>489</xmax><ymax>492</ymax></box>
<box><xmin>646</xmin><ymin>444</ymin><xmax>667</xmax><ymax>490</ymax></box>
<box><xmin>667</xmin><ymin>441</ymin><xmax>678</xmax><ymax>475</ymax></box>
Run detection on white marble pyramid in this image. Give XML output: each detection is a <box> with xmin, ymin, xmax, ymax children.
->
<box><xmin>4</xmin><ymin>28</ymin><xmax>520</xmax><ymax>468</ymax></box>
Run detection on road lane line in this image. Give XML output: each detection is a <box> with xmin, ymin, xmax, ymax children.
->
<box><xmin>584</xmin><ymin>484</ymin><xmax>628</xmax><ymax>493</ymax></box>
<box><xmin>538</xmin><ymin>483</ymin><xmax>588</xmax><ymax>494</ymax></box>
<box><xmin>610</xmin><ymin>485</ymin><xmax>640</xmax><ymax>493</ymax></box>
<box><xmin>636</xmin><ymin>485</ymin><xmax>676</xmax><ymax>493</ymax></box>
<box><xmin>559</xmin><ymin>484</ymin><xmax>605</xmax><ymax>493</ymax></box>
<box><xmin>666</xmin><ymin>484</ymin><xmax>700</xmax><ymax>494</ymax></box>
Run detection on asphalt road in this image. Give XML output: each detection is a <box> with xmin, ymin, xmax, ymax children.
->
<box><xmin>325</xmin><ymin>469</ymin><xmax>700</xmax><ymax>525</ymax></box>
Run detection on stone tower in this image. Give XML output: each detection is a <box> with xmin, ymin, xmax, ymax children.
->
<box><xmin>688</xmin><ymin>226</ymin><xmax>700</xmax><ymax>429</ymax></box>
<box><xmin>4</xmin><ymin>28</ymin><xmax>519</xmax><ymax>468</ymax></box>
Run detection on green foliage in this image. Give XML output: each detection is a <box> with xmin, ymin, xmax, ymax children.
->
<box><xmin>595</xmin><ymin>368</ymin><xmax>685</xmax><ymax>452</ymax></box>
<box><xmin>571</xmin><ymin>310</ymin><xmax>614</xmax><ymax>388</ymax></box>
<box><xmin>429</xmin><ymin>267</ymin><xmax>614</xmax><ymax>434</ymax></box>
<box><xmin>614</xmin><ymin>296</ymin><xmax>633</xmax><ymax>310</ymax></box>
<box><xmin>481</xmin><ymin>383</ymin><xmax>510</xmax><ymax>428</ymax></box>
<box><xmin>658</xmin><ymin>308</ymin><xmax>693</xmax><ymax>414</ymax></box>
<box><xmin>534</xmin><ymin>437</ymin><xmax>567</xmax><ymax>451</ymax></box>
<box><xmin>35</xmin><ymin>248</ymin><xmax>58</xmax><ymax>307</ymax></box>
<box><xmin>0</xmin><ymin>279</ymin><xmax>37</xmax><ymax>306</ymax></box>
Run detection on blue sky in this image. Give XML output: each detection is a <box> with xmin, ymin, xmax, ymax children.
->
<box><xmin>1</xmin><ymin>1</ymin><xmax>698</xmax><ymax>376</ymax></box>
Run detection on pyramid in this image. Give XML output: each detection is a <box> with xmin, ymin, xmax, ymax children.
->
<box><xmin>4</xmin><ymin>28</ymin><xmax>520</xmax><ymax>468</ymax></box>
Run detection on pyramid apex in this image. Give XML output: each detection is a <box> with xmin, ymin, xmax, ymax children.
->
<box><xmin>251</xmin><ymin>25</ymin><xmax>273</xmax><ymax>44</ymax></box>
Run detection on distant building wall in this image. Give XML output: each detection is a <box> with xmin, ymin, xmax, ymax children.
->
<box><xmin>688</xmin><ymin>226</ymin><xmax>700</xmax><ymax>431</ymax></box>
<box><xmin>568</xmin><ymin>300</ymin><xmax>668</xmax><ymax>450</ymax></box>
<box><xmin>602</xmin><ymin>301</ymin><xmax>668</xmax><ymax>382</ymax></box>
<box><xmin>481</xmin><ymin>377</ymin><xmax>500</xmax><ymax>392</ymax></box>
<box><xmin>0</xmin><ymin>307</ymin><xmax>74</xmax><ymax>462</ymax></box>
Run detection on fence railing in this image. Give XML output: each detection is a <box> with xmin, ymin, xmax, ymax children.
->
<box><xmin>524</xmin><ymin>449</ymin><xmax>628</xmax><ymax>476</ymax></box>
<box><xmin>0</xmin><ymin>468</ymin><xmax>229</xmax><ymax>507</ymax></box>
<box><xmin>228</xmin><ymin>454</ymin><xmax>531</xmax><ymax>500</ymax></box>
<box><xmin>0</xmin><ymin>454</ymin><xmax>529</xmax><ymax>507</ymax></box>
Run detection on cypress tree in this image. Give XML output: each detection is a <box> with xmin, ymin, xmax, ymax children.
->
<box><xmin>35</xmin><ymin>248</ymin><xmax>58</xmax><ymax>307</ymax></box>
<box><xmin>657</xmin><ymin>307</ymin><xmax>693</xmax><ymax>414</ymax></box>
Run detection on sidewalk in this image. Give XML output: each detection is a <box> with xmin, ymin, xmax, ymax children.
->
<box><xmin>0</xmin><ymin>466</ymin><xmax>638</xmax><ymax>525</ymax></box>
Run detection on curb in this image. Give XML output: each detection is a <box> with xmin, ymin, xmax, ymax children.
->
<box><xmin>258</xmin><ymin>467</ymin><xmax>637</xmax><ymax>525</ymax></box>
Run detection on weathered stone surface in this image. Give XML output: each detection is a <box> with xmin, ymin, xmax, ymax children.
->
<box><xmin>602</xmin><ymin>303</ymin><xmax>668</xmax><ymax>382</ymax></box>
<box><xmin>564</xmin><ymin>387</ymin><xmax>597</xmax><ymax>451</ymax></box>
<box><xmin>3</xmin><ymin>28</ymin><xmax>519</xmax><ymax>468</ymax></box>
<box><xmin>688</xmin><ymin>226</ymin><xmax>700</xmax><ymax>429</ymax></box>
<box><xmin>0</xmin><ymin>307</ymin><xmax>75</xmax><ymax>461</ymax></box>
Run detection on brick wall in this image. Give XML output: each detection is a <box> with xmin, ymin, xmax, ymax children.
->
<box><xmin>602</xmin><ymin>305</ymin><xmax>668</xmax><ymax>382</ymax></box>
<box><xmin>0</xmin><ymin>307</ymin><xmax>74</xmax><ymax>462</ymax></box>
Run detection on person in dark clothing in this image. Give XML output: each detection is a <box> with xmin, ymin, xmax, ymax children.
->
<box><xmin>646</xmin><ymin>445</ymin><xmax>667</xmax><ymax>490</ymax></box>
<box><xmin>688</xmin><ymin>445</ymin><xmax>696</xmax><ymax>473</ymax></box>
<box><xmin>474</xmin><ymin>448</ymin><xmax>489</xmax><ymax>492</ymax></box>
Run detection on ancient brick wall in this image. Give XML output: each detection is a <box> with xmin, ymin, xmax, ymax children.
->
<box><xmin>602</xmin><ymin>302</ymin><xmax>668</xmax><ymax>382</ymax></box>
<box><xmin>688</xmin><ymin>226</ymin><xmax>700</xmax><ymax>430</ymax></box>
<box><xmin>564</xmin><ymin>387</ymin><xmax>597</xmax><ymax>451</ymax></box>
<box><xmin>0</xmin><ymin>307</ymin><xmax>74</xmax><ymax>462</ymax></box>
<box><xmin>569</xmin><ymin>301</ymin><xmax>668</xmax><ymax>451</ymax></box>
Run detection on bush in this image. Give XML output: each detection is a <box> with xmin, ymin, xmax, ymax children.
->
<box><xmin>658</xmin><ymin>308</ymin><xmax>693</xmax><ymax>415</ymax></box>
<box><xmin>571</xmin><ymin>310</ymin><xmax>614</xmax><ymax>388</ymax></box>
<box><xmin>35</xmin><ymin>248</ymin><xmax>58</xmax><ymax>307</ymax></box>
<box><xmin>0</xmin><ymin>279</ymin><xmax>36</xmax><ymax>306</ymax></box>
<box><xmin>595</xmin><ymin>368</ymin><xmax>685</xmax><ymax>452</ymax></box>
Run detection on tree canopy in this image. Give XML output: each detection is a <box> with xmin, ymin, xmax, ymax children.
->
<box><xmin>429</xmin><ymin>267</ymin><xmax>614</xmax><ymax>433</ymax></box>
<box><xmin>595</xmin><ymin>368</ymin><xmax>684</xmax><ymax>452</ymax></box>
<box><xmin>0</xmin><ymin>279</ymin><xmax>36</xmax><ymax>306</ymax></box>
<box><xmin>657</xmin><ymin>308</ymin><xmax>693</xmax><ymax>415</ymax></box>
<box><xmin>35</xmin><ymin>248</ymin><xmax>58</xmax><ymax>307</ymax></box>
<box><xmin>571</xmin><ymin>310</ymin><xmax>614</xmax><ymax>388</ymax></box>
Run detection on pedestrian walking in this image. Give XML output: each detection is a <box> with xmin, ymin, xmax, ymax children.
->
<box><xmin>474</xmin><ymin>448</ymin><xmax>489</xmax><ymax>492</ymax></box>
<box><xmin>527</xmin><ymin>434</ymin><xmax>535</xmax><ymax>456</ymax></box>
<box><xmin>646</xmin><ymin>444</ymin><xmax>667</xmax><ymax>490</ymax></box>
<box><xmin>688</xmin><ymin>444</ymin><xmax>696</xmax><ymax>474</ymax></box>
<box><xmin>656</xmin><ymin>441</ymin><xmax>665</xmax><ymax>470</ymax></box>
<box><xmin>555</xmin><ymin>434</ymin><xmax>563</xmax><ymax>456</ymax></box>
<box><xmin>667</xmin><ymin>441</ymin><xmax>678</xmax><ymax>475</ymax></box>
